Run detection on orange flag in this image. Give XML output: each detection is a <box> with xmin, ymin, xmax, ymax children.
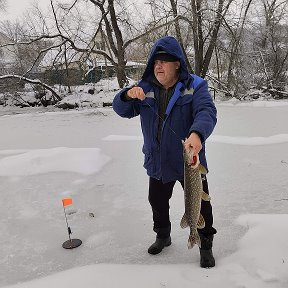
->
<box><xmin>62</xmin><ymin>198</ymin><xmax>73</xmax><ymax>207</ymax></box>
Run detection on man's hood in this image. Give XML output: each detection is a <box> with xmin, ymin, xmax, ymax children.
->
<box><xmin>142</xmin><ymin>36</ymin><xmax>190</xmax><ymax>85</ymax></box>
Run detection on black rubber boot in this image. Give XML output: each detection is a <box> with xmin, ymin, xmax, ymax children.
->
<box><xmin>148</xmin><ymin>236</ymin><xmax>171</xmax><ymax>255</ymax></box>
<box><xmin>199</xmin><ymin>234</ymin><xmax>215</xmax><ymax>268</ymax></box>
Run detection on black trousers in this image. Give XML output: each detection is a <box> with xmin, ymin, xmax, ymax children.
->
<box><xmin>148</xmin><ymin>176</ymin><xmax>217</xmax><ymax>239</ymax></box>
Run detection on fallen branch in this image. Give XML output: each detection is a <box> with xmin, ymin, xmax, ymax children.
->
<box><xmin>0</xmin><ymin>74</ymin><xmax>62</xmax><ymax>103</ymax></box>
<box><xmin>262</xmin><ymin>87</ymin><xmax>288</xmax><ymax>99</ymax></box>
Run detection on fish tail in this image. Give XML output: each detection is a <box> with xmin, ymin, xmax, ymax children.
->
<box><xmin>180</xmin><ymin>213</ymin><xmax>189</xmax><ymax>228</ymax></box>
<box><xmin>187</xmin><ymin>230</ymin><xmax>201</xmax><ymax>249</ymax></box>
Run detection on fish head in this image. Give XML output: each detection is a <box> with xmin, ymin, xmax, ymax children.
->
<box><xmin>182</xmin><ymin>140</ymin><xmax>199</xmax><ymax>167</ymax></box>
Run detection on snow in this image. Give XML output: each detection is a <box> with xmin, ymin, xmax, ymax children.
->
<box><xmin>103</xmin><ymin>133</ymin><xmax>288</xmax><ymax>145</ymax></box>
<box><xmin>0</xmin><ymin>77</ymin><xmax>134</xmax><ymax>108</ymax></box>
<box><xmin>209</xmin><ymin>134</ymin><xmax>288</xmax><ymax>145</ymax></box>
<box><xmin>0</xmin><ymin>97</ymin><xmax>288</xmax><ymax>288</ymax></box>
<box><xmin>0</xmin><ymin>147</ymin><xmax>110</xmax><ymax>176</ymax></box>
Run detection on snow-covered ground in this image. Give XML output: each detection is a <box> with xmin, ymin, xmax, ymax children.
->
<box><xmin>0</xmin><ymin>78</ymin><xmax>127</xmax><ymax>108</ymax></box>
<box><xmin>0</xmin><ymin>97</ymin><xmax>288</xmax><ymax>288</ymax></box>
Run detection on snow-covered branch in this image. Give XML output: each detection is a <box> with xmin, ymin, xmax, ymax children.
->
<box><xmin>0</xmin><ymin>75</ymin><xmax>61</xmax><ymax>102</ymax></box>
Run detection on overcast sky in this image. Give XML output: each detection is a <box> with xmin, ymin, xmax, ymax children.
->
<box><xmin>1</xmin><ymin>0</ymin><xmax>48</xmax><ymax>21</ymax></box>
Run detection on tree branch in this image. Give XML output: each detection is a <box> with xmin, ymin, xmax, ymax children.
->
<box><xmin>123</xmin><ymin>15</ymin><xmax>189</xmax><ymax>49</ymax></box>
<box><xmin>1</xmin><ymin>33</ymin><xmax>117</xmax><ymax>65</ymax></box>
<box><xmin>0</xmin><ymin>75</ymin><xmax>61</xmax><ymax>101</ymax></box>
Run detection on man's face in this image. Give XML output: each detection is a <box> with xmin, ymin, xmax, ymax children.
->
<box><xmin>154</xmin><ymin>60</ymin><xmax>180</xmax><ymax>89</ymax></box>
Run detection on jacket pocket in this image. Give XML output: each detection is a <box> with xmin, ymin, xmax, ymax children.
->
<box><xmin>168</xmin><ymin>95</ymin><xmax>194</xmax><ymax>135</ymax></box>
<box><xmin>167</xmin><ymin>147</ymin><xmax>184</xmax><ymax>176</ymax></box>
<box><xmin>174</xmin><ymin>94</ymin><xmax>194</xmax><ymax>106</ymax></box>
<box><xmin>142</xmin><ymin>146</ymin><xmax>152</xmax><ymax>169</ymax></box>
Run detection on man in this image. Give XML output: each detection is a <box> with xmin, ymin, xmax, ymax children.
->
<box><xmin>112</xmin><ymin>36</ymin><xmax>217</xmax><ymax>268</ymax></box>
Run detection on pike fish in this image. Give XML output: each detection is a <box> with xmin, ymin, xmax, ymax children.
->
<box><xmin>180</xmin><ymin>141</ymin><xmax>211</xmax><ymax>249</ymax></box>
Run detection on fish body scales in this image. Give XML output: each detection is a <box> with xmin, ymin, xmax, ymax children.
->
<box><xmin>181</xmin><ymin>143</ymin><xmax>206</xmax><ymax>249</ymax></box>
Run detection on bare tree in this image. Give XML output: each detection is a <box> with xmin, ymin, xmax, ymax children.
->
<box><xmin>212</xmin><ymin>0</ymin><xmax>288</xmax><ymax>99</ymax></box>
<box><xmin>189</xmin><ymin>0</ymin><xmax>235</xmax><ymax>78</ymax></box>
<box><xmin>225</xmin><ymin>0</ymin><xmax>254</xmax><ymax>92</ymax></box>
<box><xmin>14</xmin><ymin>0</ymin><xmax>190</xmax><ymax>88</ymax></box>
<box><xmin>259</xmin><ymin>0</ymin><xmax>288</xmax><ymax>86</ymax></box>
<box><xmin>169</xmin><ymin>0</ymin><xmax>193</xmax><ymax>72</ymax></box>
<box><xmin>88</xmin><ymin>0</ymin><xmax>129</xmax><ymax>87</ymax></box>
<box><xmin>2</xmin><ymin>0</ymin><xmax>286</xmax><ymax>101</ymax></box>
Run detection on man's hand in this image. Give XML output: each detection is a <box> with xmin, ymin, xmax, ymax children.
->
<box><xmin>127</xmin><ymin>87</ymin><xmax>146</xmax><ymax>100</ymax></box>
<box><xmin>184</xmin><ymin>132</ymin><xmax>202</xmax><ymax>157</ymax></box>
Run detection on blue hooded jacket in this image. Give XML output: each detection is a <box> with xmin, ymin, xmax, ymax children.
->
<box><xmin>113</xmin><ymin>36</ymin><xmax>217</xmax><ymax>183</ymax></box>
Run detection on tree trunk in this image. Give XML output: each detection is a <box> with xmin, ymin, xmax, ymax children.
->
<box><xmin>190</xmin><ymin>0</ymin><xmax>201</xmax><ymax>75</ymax></box>
<box><xmin>64</xmin><ymin>43</ymin><xmax>72</xmax><ymax>93</ymax></box>
<box><xmin>201</xmin><ymin>0</ymin><xmax>225</xmax><ymax>78</ymax></box>
<box><xmin>116</xmin><ymin>51</ymin><xmax>128</xmax><ymax>88</ymax></box>
<box><xmin>170</xmin><ymin>0</ymin><xmax>193</xmax><ymax>73</ymax></box>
